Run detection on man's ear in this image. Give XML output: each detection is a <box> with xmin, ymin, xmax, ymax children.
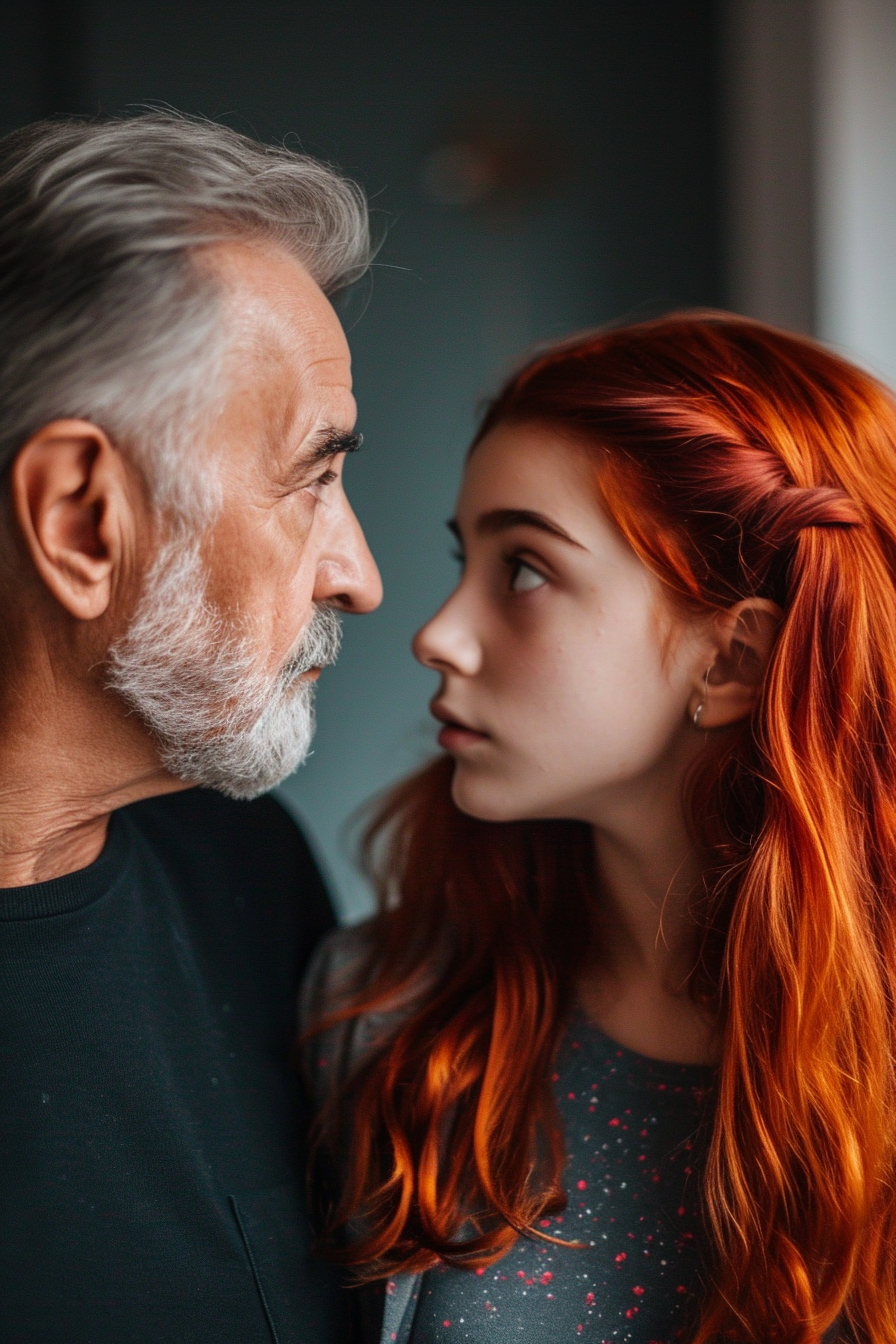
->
<box><xmin>10</xmin><ymin>420</ymin><xmax>136</xmax><ymax>621</ymax></box>
<box><xmin>688</xmin><ymin>598</ymin><xmax>783</xmax><ymax>730</ymax></box>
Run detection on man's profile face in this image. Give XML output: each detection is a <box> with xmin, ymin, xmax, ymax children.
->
<box><xmin>109</xmin><ymin>241</ymin><xmax>382</xmax><ymax>797</ymax></box>
<box><xmin>201</xmin><ymin>240</ymin><xmax>380</xmax><ymax>689</ymax></box>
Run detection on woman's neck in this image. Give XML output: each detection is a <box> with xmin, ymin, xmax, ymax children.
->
<box><xmin>577</xmin><ymin>732</ymin><xmax>721</xmax><ymax>1066</ymax></box>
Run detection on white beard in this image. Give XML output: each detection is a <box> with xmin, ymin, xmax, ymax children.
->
<box><xmin>106</xmin><ymin>533</ymin><xmax>342</xmax><ymax>799</ymax></box>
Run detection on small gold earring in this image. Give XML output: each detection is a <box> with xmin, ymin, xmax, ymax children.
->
<box><xmin>692</xmin><ymin>666</ymin><xmax>711</xmax><ymax>729</ymax></box>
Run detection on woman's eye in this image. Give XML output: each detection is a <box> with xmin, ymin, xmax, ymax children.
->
<box><xmin>509</xmin><ymin>559</ymin><xmax>546</xmax><ymax>592</ymax></box>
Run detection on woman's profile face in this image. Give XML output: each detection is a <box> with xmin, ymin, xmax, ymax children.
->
<box><xmin>413</xmin><ymin>421</ymin><xmax>712</xmax><ymax>824</ymax></box>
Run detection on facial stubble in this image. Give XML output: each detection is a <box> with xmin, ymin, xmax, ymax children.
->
<box><xmin>106</xmin><ymin>531</ymin><xmax>341</xmax><ymax>798</ymax></box>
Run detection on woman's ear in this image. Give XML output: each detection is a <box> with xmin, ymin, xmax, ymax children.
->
<box><xmin>10</xmin><ymin>419</ymin><xmax>137</xmax><ymax>621</ymax></box>
<box><xmin>688</xmin><ymin>598</ymin><xmax>783</xmax><ymax>730</ymax></box>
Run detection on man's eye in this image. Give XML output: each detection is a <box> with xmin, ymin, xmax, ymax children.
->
<box><xmin>313</xmin><ymin>469</ymin><xmax>337</xmax><ymax>488</ymax></box>
<box><xmin>509</xmin><ymin>559</ymin><xmax>546</xmax><ymax>592</ymax></box>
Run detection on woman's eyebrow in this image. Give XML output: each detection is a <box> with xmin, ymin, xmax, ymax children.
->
<box><xmin>447</xmin><ymin>508</ymin><xmax>585</xmax><ymax>549</ymax></box>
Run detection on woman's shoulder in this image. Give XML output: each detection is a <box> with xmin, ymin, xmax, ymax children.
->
<box><xmin>300</xmin><ymin>918</ymin><xmax>379</xmax><ymax>1030</ymax></box>
<box><xmin>299</xmin><ymin>917</ymin><xmax>443</xmax><ymax>1113</ymax></box>
<box><xmin>300</xmin><ymin>918</ymin><xmax>422</xmax><ymax>1110</ymax></box>
<box><xmin>298</xmin><ymin>920</ymin><xmax>376</xmax><ymax>1098</ymax></box>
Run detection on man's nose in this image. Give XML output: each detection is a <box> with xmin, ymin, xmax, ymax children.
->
<box><xmin>313</xmin><ymin>497</ymin><xmax>382</xmax><ymax>614</ymax></box>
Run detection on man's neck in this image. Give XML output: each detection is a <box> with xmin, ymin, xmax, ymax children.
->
<box><xmin>0</xmin><ymin>670</ymin><xmax>183</xmax><ymax>887</ymax></box>
<box><xmin>0</xmin><ymin>807</ymin><xmax>113</xmax><ymax>887</ymax></box>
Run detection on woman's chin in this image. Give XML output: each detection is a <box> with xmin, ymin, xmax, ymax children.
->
<box><xmin>449</xmin><ymin>768</ymin><xmax>532</xmax><ymax>824</ymax></box>
<box><xmin>449</xmin><ymin>764</ymin><xmax>584</xmax><ymax>825</ymax></box>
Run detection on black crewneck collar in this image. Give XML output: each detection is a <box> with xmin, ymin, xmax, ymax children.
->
<box><xmin>0</xmin><ymin>810</ymin><xmax>132</xmax><ymax>920</ymax></box>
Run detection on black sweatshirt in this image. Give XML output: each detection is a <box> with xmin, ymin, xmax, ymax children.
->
<box><xmin>0</xmin><ymin>787</ymin><xmax>346</xmax><ymax>1344</ymax></box>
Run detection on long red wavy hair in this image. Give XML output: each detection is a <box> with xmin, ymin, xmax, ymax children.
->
<box><xmin>313</xmin><ymin>313</ymin><xmax>896</xmax><ymax>1342</ymax></box>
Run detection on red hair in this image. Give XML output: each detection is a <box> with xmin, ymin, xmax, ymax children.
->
<box><xmin>313</xmin><ymin>314</ymin><xmax>896</xmax><ymax>1342</ymax></box>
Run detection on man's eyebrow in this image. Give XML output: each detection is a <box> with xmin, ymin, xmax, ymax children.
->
<box><xmin>304</xmin><ymin>426</ymin><xmax>363</xmax><ymax>464</ymax></box>
<box><xmin>447</xmin><ymin>508</ymin><xmax>585</xmax><ymax>548</ymax></box>
<box><xmin>274</xmin><ymin>427</ymin><xmax>362</xmax><ymax>496</ymax></box>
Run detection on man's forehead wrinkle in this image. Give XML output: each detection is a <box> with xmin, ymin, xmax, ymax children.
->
<box><xmin>304</xmin><ymin>350</ymin><xmax>354</xmax><ymax>381</ymax></box>
<box><xmin>235</xmin><ymin>313</ymin><xmax>352</xmax><ymax>422</ymax></box>
<box><xmin>214</xmin><ymin>249</ymin><xmax>348</xmax><ymax>379</ymax></box>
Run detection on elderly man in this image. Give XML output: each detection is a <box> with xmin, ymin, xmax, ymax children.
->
<box><xmin>0</xmin><ymin>113</ymin><xmax>381</xmax><ymax>1342</ymax></box>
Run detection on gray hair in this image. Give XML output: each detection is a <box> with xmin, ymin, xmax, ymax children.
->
<box><xmin>0</xmin><ymin>110</ymin><xmax>370</xmax><ymax>519</ymax></box>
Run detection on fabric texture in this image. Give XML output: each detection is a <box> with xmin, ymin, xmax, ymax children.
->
<box><xmin>0</xmin><ymin>786</ymin><xmax>345</xmax><ymax>1344</ymax></box>
<box><xmin>407</xmin><ymin>1016</ymin><xmax>715</xmax><ymax>1342</ymax></box>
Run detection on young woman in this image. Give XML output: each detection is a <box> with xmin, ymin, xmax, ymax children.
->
<box><xmin>303</xmin><ymin>313</ymin><xmax>896</xmax><ymax>1343</ymax></box>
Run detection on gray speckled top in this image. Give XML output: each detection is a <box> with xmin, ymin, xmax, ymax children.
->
<box><xmin>406</xmin><ymin>1013</ymin><xmax>716</xmax><ymax>1343</ymax></box>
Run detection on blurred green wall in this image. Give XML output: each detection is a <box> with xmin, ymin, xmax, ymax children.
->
<box><xmin>1</xmin><ymin>0</ymin><xmax>723</xmax><ymax>919</ymax></box>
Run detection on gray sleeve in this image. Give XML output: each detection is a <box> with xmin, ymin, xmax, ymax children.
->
<box><xmin>298</xmin><ymin>920</ymin><xmax>383</xmax><ymax>1112</ymax></box>
<box><xmin>300</xmin><ymin>924</ymin><xmax>427</xmax><ymax>1344</ymax></box>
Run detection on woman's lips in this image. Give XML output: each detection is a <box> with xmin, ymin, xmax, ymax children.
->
<box><xmin>431</xmin><ymin>702</ymin><xmax>490</xmax><ymax>752</ymax></box>
<box><xmin>437</xmin><ymin>723</ymin><xmax>489</xmax><ymax>752</ymax></box>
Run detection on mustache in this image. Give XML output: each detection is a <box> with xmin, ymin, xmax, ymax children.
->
<box><xmin>280</xmin><ymin>604</ymin><xmax>343</xmax><ymax>684</ymax></box>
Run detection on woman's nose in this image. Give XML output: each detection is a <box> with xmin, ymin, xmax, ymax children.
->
<box><xmin>412</xmin><ymin>590</ymin><xmax>482</xmax><ymax>677</ymax></box>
